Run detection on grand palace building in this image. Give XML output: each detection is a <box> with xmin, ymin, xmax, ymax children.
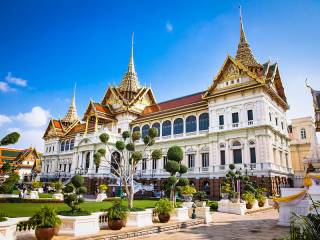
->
<box><xmin>41</xmin><ymin>11</ymin><xmax>294</xmax><ymax>199</ymax></box>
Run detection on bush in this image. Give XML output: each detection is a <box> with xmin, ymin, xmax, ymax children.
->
<box><xmin>99</xmin><ymin>133</ymin><xmax>110</xmax><ymax>143</ymax></box>
<box><xmin>151</xmin><ymin>149</ymin><xmax>163</xmax><ymax>160</ymax></box>
<box><xmin>165</xmin><ymin>161</ymin><xmax>180</xmax><ymax>174</ymax></box>
<box><xmin>179</xmin><ymin>164</ymin><xmax>188</xmax><ymax>174</ymax></box>
<box><xmin>143</xmin><ymin>135</ymin><xmax>155</xmax><ymax>146</ymax></box>
<box><xmin>1</xmin><ymin>162</ymin><xmax>12</xmax><ymax>173</ymax></box>
<box><xmin>175</xmin><ymin>186</ymin><xmax>182</xmax><ymax>193</ymax></box>
<box><xmin>229</xmin><ymin>164</ymin><xmax>236</xmax><ymax>170</ymax></box>
<box><xmin>210</xmin><ymin>201</ymin><xmax>218</xmax><ymax>210</ymax></box>
<box><xmin>165</xmin><ymin>184</ymin><xmax>173</xmax><ymax>190</ymax></box>
<box><xmin>132</xmin><ymin>131</ymin><xmax>142</xmax><ymax>141</ymax></box>
<box><xmin>116</xmin><ymin>141</ymin><xmax>125</xmax><ymax>151</ymax></box>
<box><xmin>0</xmin><ymin>132</ymin><xmax>20</xmax><ymax>146</ymax></box>
<box><xmin>122</xmin><ymin>131</ymin><xmax>131</xmax><ymax>140</ymax></box>
<box><xmin>58</xmin><ymin>210</ymin><xmax>91</xmax><ymax>216</ymax></box>
<box><xmin>129</xmin><ymin>207</ymin><xmax>145</xmax><ymax>212</ymax></box>
<box><xmin>148</xmin><ymin>127</ymin><xmax>158</xmax><ymax>138</ymax></box>
<box><xmin>103</xmin><ymin>198</ymin><xmax>122</xmax><ymax>202</ymax></box>
<box><xmin>167</xmin><ymin>145</ymin><xmax>184</xmax><ymax>162</ymax></box>
<box><xmin>28</xmin><ymin>205</ymin><xmax>62</xmax><ymax>228</ymax></box>
<box><xmin>177</xmin><ymin>177</ymin><xmax>189</xmax><ymax>187</ymax></box>
<box><xmin>132</xmin><ymin>151</ymin><xmax>143</xmax><ymax>161</ymax></box>
<box><xmin>167</xmin><ymin>176</ymin><xmax>177</xmax><ymax>185</ymax></box>
<box><xmin>6</xmin><ymin>198</ymin><xmax>24</xmax><ymax>203</ymax></box>
<box><xmin>71</xmin><ymin>174</ymin><xmax>84</xmax><ymax>188</ymax></box>
<box><xmin>97</xmin><ymin>148</ymin><xmax>106</xmax><ymax>156</ymax></box>
<box><xmin>126</xmin><ymin>142</ymin><xmax>135</xmax><ymax>151</ymax></box>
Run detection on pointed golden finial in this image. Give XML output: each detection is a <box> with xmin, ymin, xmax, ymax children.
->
<box><xmin>127</xmin><ymin>32</ymin><xmax>135</xmax><ymax>73</ymax></box>
<box><xmin>269</xmin><ymin>57</ymin><xmax>271</xmax><ymax>62</ymax></box>
<box><xmin>239</xmin><ymin>6</ymin><xmax>247</xmax><ymax>44</ymax></box>
<box><xmin>71</xmin><ymin>82</ymin><xmax>76</xmax><ymax>107</ymax></box>
<box><xmin>305</xmin><ymin>78</ymin><xmax>313</xmax><ymax>92</ymax></box>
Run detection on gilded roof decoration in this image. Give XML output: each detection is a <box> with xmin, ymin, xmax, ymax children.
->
<box><xmin>63</xmin><ymin>83</ymin><xmax>80</xmax><ymax>124</ymax></box>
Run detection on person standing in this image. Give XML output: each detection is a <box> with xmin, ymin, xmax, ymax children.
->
<box><xmin>23</xmin><ymin>188</ymin><xmax>27</xmax><ymax>198</ymax></box>
<box><xmin>112</xmin><ymin>187</ymin><xmax>115</xmax><ymax>197</ymax></box>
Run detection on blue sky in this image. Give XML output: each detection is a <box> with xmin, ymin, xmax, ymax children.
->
<box><xmin>0</xmin><ymin>0</ymin><xmax>320</xmax><ymax>152</ymax></box>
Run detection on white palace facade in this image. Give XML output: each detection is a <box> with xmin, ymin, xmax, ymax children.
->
<box><xmin>41</xmin><ymin>12</ymin><xmax>294</xmax><ymax>199</ymax></box>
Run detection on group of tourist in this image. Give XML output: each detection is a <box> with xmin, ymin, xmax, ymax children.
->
<box><xmin>151</xmin><ymin>189</ymin><xmax>165</xmax><ymax>198</ymax></box>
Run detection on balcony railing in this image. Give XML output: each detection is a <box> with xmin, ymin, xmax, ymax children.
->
<box><xmin>186</xmin><ymin>132</ymin><xmax>197</xmax><ymax>136</ymax></box>
<box><xmin>219</xmin><ymin>125</ymin><xmax>224</xmax><ymax>130</ymax></box>
<box><xmin>248</xmin><ymin>120</ymin><xmax>253</xmax><ymax>125</ymax></box>
<box><xmin>174</xmin><ymin>133</ymin><xmax>183</xmax><ymax>138</ymax></box>
<box><xmin>232</xmin><ymin>123</ymin><xmax>239</xmax><ymax>128</ymax></box>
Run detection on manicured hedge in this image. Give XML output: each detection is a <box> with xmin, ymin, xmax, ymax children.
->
<box><xmin>0</xmin><ymin>198</ymin><xmax>63</xmax><ymax>203</ymax></box>
<box><xmin>102</xmin><ymin>198</ymin><xmax>122</xmax><ymax>202</ymax></box>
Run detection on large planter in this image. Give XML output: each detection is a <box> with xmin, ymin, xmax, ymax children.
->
<box><xmin>52</xmin><ymin>193</ymin><xmax>64</xmax><ymax>200</ymax></box>
<box><xmin>37</xmin><ymin>188</ymin><xmax>44</xmax><ymax>193</ymax></box>
<box><xmin>108</xmin><ymin>219</ymin><xmax>124</xmax><ymax>230</ymax></box>
<box><xmin>230</xmin><ymin>198</ymin><xmax>240</xmax><ymax>203</ymax></box>
<box><xmin>182</xmin><ymin>194</ymin><xmax>193</xmax><ymax>202</ymax></box>
<box><xmin>246</xmin><ymin>203</ymin><xmax>253</xmax><ymax>209</ymax></box>
<box><xmin>258</xmin><ymin>202</ymin><xmax>265</xmax><ymax>207</ymax></box>
<box><xmin>96</xmin><ymin>193</ymin><xmax>107</xmax><ymax>202</ymax></box>
<box><xmin>0</xmin><ymin>218</ymin><xmax>19</xmax><ymax>240</ymax></box>
<box><xmin>125</xmin><ymin>209</ymin><xmax>153</xmax><ymax>227</ymax></box>
<box><xmin>194</xmin><ymin>201</ymin><xmax>206</xmax><ymax>207</ymax></box>
<box><xmin>56</xmin><ymin>213</ymin><xmax>99</xmax><ymax>236</ymax></box>
<box><xmin>170</xmin><ymin>207</ymin><xmax>189</xmax><ymax>221</ymax></box>
<box><xmin>35</xmin><ymin>227</ymin><xmax>56</xmax><ymax>240</ymax></box>
<box><xmin>221</xmin><ymin>193</ymin><xmax>229</xmax><ymax>199</ymax></box>
<box><xmin>100</xmin><ymin>190</ymin><xmax>106</xmax><ymax>194</ymax></box>
<box><xmin>158</xmin><ymin>213</ymin><xmax>170</xmax><ymax>223</ymax></box>
<box><xmin>29</xmin><ymin>191</ymin><xmax>39</xmax><ymax>199</ymax></box>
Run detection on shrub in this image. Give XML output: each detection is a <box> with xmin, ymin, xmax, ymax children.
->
<box><xmin>116</xmin><ymin>141</ymin><xmax>125</xmax><ymax>151</ymax></box>
<box><xmin>102</xmin><ymin>200</ymin><xmax>130</xmax><ymax>221</ymax></box>
<box><xmin>129</xmin><ymin>207</ymin><xmax>145</xmax><ymax>212</ymax></box>
<box><xmin>6</xmin><ymin>197</ymin><xmax>24</xmax><ymax>203</ymax></box>
<box><xmin>71</xmin><ymin>174</ymin><xmax>84</xmax><ymax>188</ymax></box>
<box><xmin>55</xmin><ymin>182</ymin><xmax>63</xmax><ymax>190</ymax></box>
<box><xmin>1</xmin><ymin>162</ymin><xmax>12</xmax><ymax>173</ymax></box>
<box><xmin>181</xmin><ymin>185</ymin><xmax>196</xmax><ymax>195</ymax></box>
<box><xmin>154</xmin><ymin>198</ymin><xmax>176</xmax><ymax>215</ymax></box>
<box><xmin>195</xmin><ymin>191</ymin><xmax>207</xmax><ymax>201</ymax></box>
<box><xmin>28</xmin><ymin>205</ymin><xmax>62</xmax><ymax>228</ymax></box>
<box><xmin>221</xmin><ymin>184</ymin><xmax>230</xmax><ymax>193</ymax></box>
<box><xmin>148</xmin><ymin>127</ymin><xmax>158</xmax><ymax>138</ymax></box>
<box><xmin>58</xmin><ymin>210</ymin><xmax>91</xmax><ymax>216</ymax></box>
<box><xmin>175</xmin><ymin>186</ymin><xmax>182</xmax><ymax>193</ymax></box>
<box><xmin>131</xmin><ymin>151</ymin><xmax>143</xmax><ymax>161</ymax></box>
<box><xmin>98</xmin><ymin>184</ymin><xmax>108</xmax><ymax>191</ymax></box>
<box><xmin>132</xmin><ymin>131</ymin><xmax>142</xmax><ymax>141</ymax></box>
<box><xmin>179</xmin><ymin>164</ymin><xmax>188</xmax><ymax>174</ymax></box>
<box><xmin>143</xmin><ymin>135</ymin><xmax>155</xmax><ymax>146</ymax></box>
<box><xmin>177</xmin><ymin>177</ymin><xmax>189</xmax><ymax>187</ymax></box>
<box><xmin>167</xmin><ymin>176</ymin><xmax>177</xmax><ymax>185</ymax></box>
<box><xmin>229</xmin><ymin>164</ymin><xmax>236</xmax><ymax>170</ymax></box>
<box><xmin>126</xmin><ymin>142</ymin><xmax>135</xmax><ymax>151</ymax></box>
<box><xmin>103</xmin><ymin>198</ymin><xmax>122</xmax><ymax>202</ymax></box>
<box><xmin>0</xmin><ymin>132</ymin><xmax>20</xmax><ymax>146</ymax></box>
<box><xmin>97</xmin><ymin>148</ymin><xmax>106</xmax><ymax>156</ymax></box>
<box><xmin>122</xmin><ymin>131</ymin><xmax>131</xmax><ymax>140</ymax></box>
<box><xmin>210</xmin><ymin>201</ymin><xmax>218</xmax><ymax>210</ymax></box>
<box><xmin>165</xmin><ymin>161</ymin><xmax>180</xmax><ymax>174</ymax></box>
<box><xmin>151</xmin><ymin>149</ymin><xmax>163</xmax><ymax>160</ymax></box>
<box><xmin>165</xmin><ymin>184</ymin><xmax>173</xmax><ymax>190</ymax></box>
<box><xmin>99</xmin><ymin>133</ymin><xmax>110</xmax><ymax>143</ymax></box>
<box><xmin>167</xmin><ymin>145</ymin><xmax>184</xmax><ymax>162</ymax></box>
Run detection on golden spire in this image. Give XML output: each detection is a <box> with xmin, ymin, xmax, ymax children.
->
<box><xmin>118</xmin><ymin>32</ymin><xmax>141</xmax><ymax>94</ymax></box>
<box><xmin>63</xmin><ymin>83</ymin><xmax>79</xmax><ymax>124</ymax></box>
<box><xmin>235</xmin><ymin>6</ymin><xmax>260</xmax><ymax>67</ymax></box>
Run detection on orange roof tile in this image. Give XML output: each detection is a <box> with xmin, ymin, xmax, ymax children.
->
<box><xmin>54</xmin><ymin>121</ymin><xmax>62</xmax><ymax>128</ymax></box>
<box><xmin>95</xmin><ymin>104</ymin><xmax>111</xmax><ymax>113</ymax></box>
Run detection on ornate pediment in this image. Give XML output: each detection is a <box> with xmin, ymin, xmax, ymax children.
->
<box><xmin>187</xmin><ymin>147</ymin><xmax>196</xmax><ymax>152</ymax></box>
<box><xmin>225</xmin><ymin>64</ymin><xmax>240</xmax><ymax>79</ymax></box>
<box><xmin>200</xmin><ymin>145</ymin><xmax>210</xmax><ymax>151</ymax></box>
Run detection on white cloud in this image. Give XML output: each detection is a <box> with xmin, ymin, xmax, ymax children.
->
<box><xmin>12</xmin><ymin>107</ymin><xmax>51</xmax><ymax>128</ymax></box>
<box><xmin>0</xmin><ymin>114</ymin><xmax>12</xmax><ymax>126</ymax></box>
<box><xmin>0</xmin><ymin>81</ymin><xmax>16</xmax><ymax>92</ymax></box>
<box><xmin>166</xmin><ymin>21</ymin><xmax>173</xmax><ymax>32</ymax></box>
<box><xmin>5</xmin><ymin>72</ymin><xmax>28</xmax><ymax>87</ymax></box>
<box><xmin>7</xmin><ymin>128</ymin><xmax>44</xmax><ymax>152</ymax></box>
<box><xmin>54</xmin><ymin>98</ymin><xmax>61</xmax><ymax>101</ymax></box>
<box><xmin>65</xmin><ymin>98</ymin><xmax>70</xmax><ymax>102</ymax></box>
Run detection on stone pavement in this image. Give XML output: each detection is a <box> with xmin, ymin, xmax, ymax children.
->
<box><xmin>136</xmin><ymin>210</ymin><xmax>290</xmax><ymax>240</ymax></box>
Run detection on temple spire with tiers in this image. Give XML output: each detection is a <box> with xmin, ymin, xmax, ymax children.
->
<box><xmin>235</xmin><ymin>6</ymin><xmax>261</xmax><ymax>68</ymax></box>
<box><xmin>63</xmin><ymin>83</ymin><xmax>79</xmax><ymax>125</ymax></box>
<box><xmin>118</xmin><ymin>32</ymin><xmax>141</xmax><ymax>98</ymax></box>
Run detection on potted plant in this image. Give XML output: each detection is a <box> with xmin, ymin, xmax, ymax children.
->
<box><xmin>194</xmin><ymin>191</ymin><xmax>207</xmax><ymax>207</ymax></box>
<box><xmin>32</xmin><ymin>182</ymin><xmax>40</xmax><ymax>190</ymax></box>
<box><xmin>257</xmin><ymin>194</ymin><xmax>267</xmax><ymax>207</ymax></box>
<box><xmin>55</xmin><ymin>182</ymin><xmax>63</xmax><ymax>193</ymax></box>
<box><xmin>260</xmin><ymin>188</ymin><xmax>267</xmax><ymax>197</ymax></box>
<box><xmin>221</xmin><ymin>184</ymin><xmax>230</xmax><ymax>199</ymax></box>
<box><xmin>28</xmin><ymin>205</ymin><xmax>62</xmax><ymax>240</ymax></box>
<box><xmin>103</xmin><ymin>200</ymin><xmax>129</xmax><ymax>230</ymax></box>
<box><xmin>180</xmin><ymin>185</ymin><xmax>196</xmax><ymax>202</ymax></box>
<box><xmin>242</xmin><ymin>192</ymin><xmax>255</xmax><ymax>209</ymax></box>
<box><xmin>154</xmin><ymin>198</ymin><xmax>176</xmax><ymax>223</ymax></box>
<box><xmin>98</xmin><ymin>184</ymin><xmax>108</xmax><ymax>194</ymax></box>
<box><xmin>229</xmin><ymin>191</ymin><xmax>240</xmax><ymax>203</ymax></box>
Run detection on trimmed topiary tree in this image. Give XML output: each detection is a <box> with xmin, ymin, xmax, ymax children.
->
<box><xmin>0</xmin><ymin>132</ymin><xmax>20</xmax><ymax>146</ymax></box>
<box><xmin>223</xmin><ymin>163</ymin><xmax>243</xmax><ymax>193</ymax></box>
<box><xmin>0</xmin><ymin>162</ymin><xmax>12</xmax><ymax>174</ymax></box>
<box><xmin>97</xmin><ymin>127</ymin><xmax>163</xmax><ymax>208</ymax></box>
<box><xmin>63</xmin><ymin>174</ymin><xmax>88</xmax><ymax>214</ymax></box>
<box><xmin>164</xmin><ymin>145</ymin><xmax>188</xmax><ymax>206</ymax></box>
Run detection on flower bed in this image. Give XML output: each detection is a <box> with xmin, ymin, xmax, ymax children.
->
<box><xmin>0</xmin><ymin>198</ymin><xmax>63</xmax><ymax>203</ymax></box>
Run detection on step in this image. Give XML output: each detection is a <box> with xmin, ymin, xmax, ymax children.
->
<box><xmin>245</xmin><ymin>206</ymin><xmax>274</xmax><ymax>215</ymax></box>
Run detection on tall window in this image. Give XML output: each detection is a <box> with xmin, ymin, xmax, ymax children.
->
<box><xmin>64</xmin><ymin>164</ymin><xmax>67</xmax><ymax>172</ymax></box>
<box><xmin>199</xmin><ymin>113</ymin><xmax>209</xmax><ymax>130</ymax></box>
<box><xmin>152</xmin><ymin>159</ymin><xmax>157</xmax><ymax>169</ymax></box>
<box><xmin>152</xmin><ymin>123</ymin><xmax>160</xmax><ymax>137</ymax></box>
<box><xmin>86</xmin><ymin>152</ymin><xmax>90</xmax><ymax>169</ymax></box>
<box><xmin>281</xmin><ymin>122</ymin><xmax>284</xmax><ymax>130</ymax></box>
<box><xmin>174</xmin><ymin>118</ymin><xmax>184</xmax><ymax>134</ymax></box>
<box><xmin>186</xmin><ymin>116</ymin><xmax>197</xmax><ymax>132</ymax></box>
<box><xmin>247</xmin><ymin>110</ymin><xmax>253</xmax><ymax>121</ymax></box>
<box><xmin>285</xmin><ymin>153</ymin><xmax>289</xmax><ymax>167</ymax></box>
<box><xmin>142</xmin><ymin>159</ymin><xmax>147</xmax><ymax>170</ymax></box>
<box><xmin>202</xmin><ymin>153</ymin><xmax>209</xmax><ymax>167</ymax></box>
<box><xmin>275</xmin><ymin>117</ymin><xmax>278</xmax><ymax>126</ymax></box>
<box><xmin>60</xmin><ymin>141</ymin><xmax>65</xmax><ymax>151</ymax></box>
<box><xmin>219</xmin><ymin>115</ymin><xmax>224</xmax><ymax>125</ymax></box>
<box><xmin>69</xmin><ymin>163</ymin><xmax>72</xmax><ymax>172</ymax></box>
<box><xmin>65</xmin><ymin>140</ymin><xmax>70</xmax><ymax>151</ymax></box>
<box><xmin>70</xmin><ymin>139</ymin><xmax>74</xmax><ymax>150</ymax></box>
<box><xmin>49</xmin><ymin>147</ymin><xmax>51</xmax><ymax>152</ymax></box>
<box><xmin>250</xmin><ymin>148</ymin><xmax>256</xmax><ymax>163</ymax></box>
<box><xmin>269</xmin><ymin>112</ymin><xmax>272</xmax><ymax>122</ymax></box>
<box><xmin>233</xmin><ymin>149</ymin><xmax>242</xmax><ymax>164</ymax></box>
<box><xmin>301</xmin><ymin>128</ymin><xmax>306</xmax><ymax>139</ymax></box>
<box><xmin>162</xmin><ymin>120</ymin><xmax>172</xmax><ymax>136</ymax></box>
<box><xmin>52</xmin><ymin>146</ymin><xmax>54</xmax><ymax>152</ymax></box>
<box><xmin>188</xmin><ymin>155</ymin><xmax>195</xmax><ymax>168</ymax></box>
<box><xmin>220</xmin><ymin>150</ymin><xmax>225</xmax><ymax>165</ymax></box>
<box><xmin>133</xmin><ymin>126</ymin><xmax>140</xmax><ymax>133</ymax></box>
<box><xmin>232</xmin><ymin>112</ymin><xmax>239</xmax><ymax>123</ymax></box>
<box><xmin>142</xmin><ymin>125</ymin><xmax>150</xmax><ymax>138</ymax></box>
<box><xmin>163</xmin><ymin>157</ymin><xmax>168</xmax><ymax>169</ymax></box>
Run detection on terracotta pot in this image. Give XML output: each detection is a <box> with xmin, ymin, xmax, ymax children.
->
<box><xmin>35</xmin><ymin>227</ymin><xmax>56</xmax><ymax>240</ymax></box>
<box><xmin>246</xmin><ymin>203</ymin><xmax>253</xmax><ymax>209</ymax></box>
<box><xmin>258</xmin><ymin>202</ymin><xmax>265</xmax><ymax>207</ymax></box>
<box><xmin>108</xmin><ymin>219</ymin><xmax>124</xmax><ymax>230</ymax></box>
<box><xmin>158</xmin><ymin>213</ymin><xmax>170</xmax><ymax>223</ymax></box>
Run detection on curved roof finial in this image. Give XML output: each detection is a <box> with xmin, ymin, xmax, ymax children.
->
<box><xmin>305</xmin><ymin>78</ymin><xmax>313</xmax><ymax>91</ymax></box>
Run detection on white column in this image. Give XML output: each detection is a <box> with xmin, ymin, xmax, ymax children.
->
<box><xmin>78</xmin><ymin>152</ymin><xmax>83</xmax><ymax>168</ymax></box>
<box><xmin>90</xmin><ymin>150</ymin><xmax>94</xmax><ymax>169</ymax></box>
<box><xmin>225</xmin><ymin>140</ymin><xmax>230</xmax><ymax>165</ymax></box>
<box><xmin>256</xmin><ymin>136</ymin><xmax>261</xmax><ymax>163</ymax></box>
<box><xmin>243</xmin><ymin>139</ymin><xmax>248</xmax><ymax>164</ymax></box>
<box><xmin>209</xmin><ymin>141</ymin><xmax>214</xmax><ymax>166</ymax></box>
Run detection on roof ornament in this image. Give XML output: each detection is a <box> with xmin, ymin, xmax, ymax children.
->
<box><xmin>305</xmin><ymin>78</ymin><xmax>312</xmax><ymax>91</ymax></box>
<box><xmin>62</xmin><ymin>83</ymin><xmax>80</xmax><ymax>124</ymax></box>
<box><xmin>239</xmin><ymin>6</ymin><xmax>247</xmax><ymax>44</ymax></box>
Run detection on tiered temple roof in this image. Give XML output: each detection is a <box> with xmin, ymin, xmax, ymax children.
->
<box><xmin>62</xmin><ymin>83</ymin><xmax>80</xmax><ymax>125</ymax></box>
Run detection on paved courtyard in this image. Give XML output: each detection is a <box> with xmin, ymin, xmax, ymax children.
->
<box><xmin>136</xmin><ymin>210</ymin><xmax>289</xmax><ymax>240</ymax></box>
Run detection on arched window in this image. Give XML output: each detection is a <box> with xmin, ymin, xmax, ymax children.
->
<box><xmin>70</xmin><ymin>139</ymin><xmax>74</xmax><ymax>150</ymax></box>
<box><xmin>199</xmin><ymin>113</ymin><xmax>209</xmax><ymax>131</ymax></box>
<box><xmin>162</xmin><ymin>120</ymin><xmax>171</xmax><ymax>136</ymax></box>
<box><xmin>174</xmin><ymin>118</ymin><xmax>183</xmax><ymax>134</ymax></box>
<box><xmin>60</xmin><ymin>141</ymin><xmax>65</xmax><ymax>152</ymax></box>
<box><xmin>186</xmin><ymin>115</ymin><xmax>197</xmax><ymax>133</ymax></box>
<box><xmin>233</xmin><ymin>140</ymin><xmax>241</xmax><ymax>146</ymax></box>
<box><xmin>142</xmin><ymin>125</ymin><xmax>150</xmax><ymax>138</ymax></box>
<box><xmin>65</xmin><ymin>140</ymin><xmax>70</xmax><ymax>151</ymax></box>
<box><xmin>133</xmin><ymin>126</ymin><xmax>140</xmax><ymax>133</ymax></box>
<box><xmin>152</xmin><ymin>122</ymin><xmax>160</xmax><ymax>137</ymax></box>
<box><xmin>301</xmin><ymin>128</ymin><xmax>306</xmax><ymax>139</ymax></box>
<box><xmin>86</xmin><ymin>152</ymin><xmax>90</xmax><ymax>169</ymax></box>
<box><xmin>202</xmin><ymin>181</ymin><xmax>210</xmax><ymax>196</ymax></box>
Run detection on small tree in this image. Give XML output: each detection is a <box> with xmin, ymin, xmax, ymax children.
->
<box><xmin>0</xmin><ymin>132</ymin><xmax>21</xmax><ymax>146</ymax></box>
<box><xmin>0</xmin><ymin>162</ymin><xmax>12</xmax><ymax>174</ymax></box>
<box><xmin>97</xmin><ymin>128</ymin><xmax>163</xmax><ymax>208</ymax></box>
<box><xmin>0</xmin><ymin>173</ymin><xmax>20</xmax><ymax>194</ymax></box>
<box><xmin>164</xmin><ymin>145</ymin><xmax>188</xmax><ymax>207</ymax></box>
<box><xmin>63</xmin><ymin>175</ymin><xmax>87</xmax><ymax>212</ymax></box>
<box><xmin>223</xmin><ymin>164</ymin><xmax>243</xmax><ymax>192</ymax></box>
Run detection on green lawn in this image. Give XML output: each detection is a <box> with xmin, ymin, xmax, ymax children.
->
<box><xmin>0</xmin><ymin>200</ymin><xmax>179</xmax><ymax>217</ymax></box>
